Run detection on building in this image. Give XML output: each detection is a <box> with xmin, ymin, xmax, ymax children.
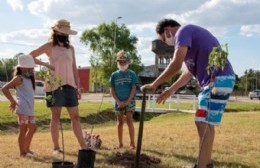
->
<box><xmin>78</xmin><ymin>66</ymin><xmax>91</xmax><ymax>93</ymax></box>
<box><xmin>138</xmin><ymin>39</ymin><xmax>175</xmax><ymax>90</ymax></box>
<box><xmin>77</xmin><ymin>40</ymin><xmax>175</xmax><ymax>93</ymax></box>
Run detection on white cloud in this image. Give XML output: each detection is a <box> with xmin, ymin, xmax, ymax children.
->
<box><xmin>1</xmin><ymin>0</ymin><xmax>260</xmax><ymax>76</ymax></box>
<box><xmin>240</xmin><ymin>24</ymin><xmax>260</xmax><ymax>37</ymax></box>
<box><xmin>7</xmin><ymin>0</ymin><xmax>24</xmax><ymax>11</ymax></box>
<box><xmin>166</xmin><ymin>0</ymin><xmax>260</xmax><ymax>36</ymax></box>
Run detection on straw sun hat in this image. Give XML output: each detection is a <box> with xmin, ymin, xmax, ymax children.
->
<box><xmin>52</xmin><ymin>19</ymin><xmax>77</xmax><ymax>35</ymax></box>
<box><xmin>17</xmin><ymin>54</ymin><xmax>36</xmax><ymax>68</ymax></box>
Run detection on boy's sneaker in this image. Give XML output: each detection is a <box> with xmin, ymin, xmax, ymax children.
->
<box><xmin>53</xmin><ymin>149</ymin><xmax>64</xmax><ymax>155</ymax></box>
<box><xmin>25</xmin><ymin>152</ymin><xmax>34</xmax><ymax>158</ymax></box>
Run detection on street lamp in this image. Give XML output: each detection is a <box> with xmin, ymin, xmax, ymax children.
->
<box><xmin>111</xmin><ymin>16</ymin><xmax>122</xmax><ymax>68</ymax></box>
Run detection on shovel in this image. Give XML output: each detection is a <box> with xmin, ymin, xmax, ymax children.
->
<box><xmin>135</xmin><ymin>89</ymin><xmax>146</xmax><ymax>168</ymax></box>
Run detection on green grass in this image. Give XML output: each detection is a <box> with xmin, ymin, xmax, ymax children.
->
<box><xmin>1</xmin><ymin>98</ymin><xmax>260</xmax><ymax>167</ymax></box>
<box><xmin>0</xmin><ymin>111</ymin><xmax>260</xmax><ymax>167</ymax></box>
<box><xmin>1</xmin><ymin>99</ymin><xmax>260</xmax><ymax>124</ymax></box>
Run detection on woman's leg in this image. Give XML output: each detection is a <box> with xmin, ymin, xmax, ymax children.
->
<box><xmin>126</xmin><ymin>111</ymin><xmax>135</xmax><ymax>148</ymax></box>
<box><xmin>67</xmin><ymin>106</ymin><xmax>87</xmax><ymax>149</ymax></box>
<box><xmin>50</xmin><ymin>107</ymin><xmax>62</xmax><ymax>150</ymax></box>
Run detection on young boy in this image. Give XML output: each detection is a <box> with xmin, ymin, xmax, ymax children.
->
<box><xmin>109</xmin><ymin>51</ymin><xmax>139</xmax><ymax>150</ymax></box>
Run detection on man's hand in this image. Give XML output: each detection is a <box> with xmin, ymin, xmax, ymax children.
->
<box><xmin>156</xmin><ymin>87</ymin><xmax>176</xmax><ymax>104</ymax></box>
<box><xmin>140</xmin><ymin>83</ymin><xmax>157</xmax><ymax>93</ymax></box>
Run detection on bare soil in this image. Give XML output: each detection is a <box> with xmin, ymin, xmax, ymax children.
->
<box><xmin>107</xmin><ymin>151</ymin><xmax>161</xmax><ymax>168</ymax></box>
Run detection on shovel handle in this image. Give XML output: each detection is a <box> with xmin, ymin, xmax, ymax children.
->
<box><xmin>135</xmin><ymin>89</ymin><xmax>146</xmax><ymax>168</ymax></box>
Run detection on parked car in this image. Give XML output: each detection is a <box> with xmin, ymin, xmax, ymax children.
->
<box><xmin>35</xmin><ymin>80</ymin><xmax>45</xmax><ymax>98</ymax></box>
<box><xmin>0</xmin><ymin>81</ymin><xmax>7</xmax><ymax>88</ymax></box>
<box><xmin>248</xmin><ymin>90</ymin><xmax>260</xmax><ymax>100</ymax></box>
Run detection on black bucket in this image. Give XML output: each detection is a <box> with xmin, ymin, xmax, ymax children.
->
<box><xmin>77</xmin><ymin>149</ymin><xmax>96</xmax><ymax>168</ymax></box>
<box><xmin>52</xmin><ymin>161</ymin><xmax>75</xmax><ymax>168</ymax></box>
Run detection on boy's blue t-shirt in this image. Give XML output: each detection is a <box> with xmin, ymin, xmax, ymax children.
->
<box><xmin>110</xmin><ymin>69</ymin><xmax>138</xmax><ymax>101</ymax></box>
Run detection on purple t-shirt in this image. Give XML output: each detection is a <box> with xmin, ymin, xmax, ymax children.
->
<box><xmin>175</xmin><ymin>24</ymin><xmax>234</xmax><ymax>87</ymax></box>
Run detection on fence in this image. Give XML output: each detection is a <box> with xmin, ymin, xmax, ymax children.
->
<box><xmin>135</xmin><ymin>94</ymin><xmax>197</xmax><ymax>113</ymax></box>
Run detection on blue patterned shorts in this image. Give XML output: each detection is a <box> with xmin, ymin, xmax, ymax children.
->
<box><xmin>115</xmin><ymin>100</ymin><xmax>136</xmax><ymax>115</ymax></box>
<box><xmin>196</xmin><ymin>75</ymin><xmax>235</xmax><ymax>125</ymax></box>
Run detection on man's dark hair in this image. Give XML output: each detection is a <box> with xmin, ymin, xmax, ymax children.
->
<box><xmin>156</xmin><ymin>19</ymin><xmax>181</xmax><ymax>34</ymax></box>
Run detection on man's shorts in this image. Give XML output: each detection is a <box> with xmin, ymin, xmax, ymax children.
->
<box><xmin>115</xmin><ymin>100</ymin><xmax>136</xmax><ymax>115</ymax></box>
<box><xmin>46</xmin><ymin>85</ymin><xmax>79</xmax><ymax>107</ymax></box>
<box><xmin>17</xmin><ymin>113</ymin><xmax>35</xmax><ymax>125</ymax></box>
<box><xmin>195</xmin><ymin>75</ymin><xmax>235</xmax><ymax>125</ymax></box>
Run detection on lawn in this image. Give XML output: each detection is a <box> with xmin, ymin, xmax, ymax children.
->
<box><xmin>0</xmin><ymin>99</ymin><xmax>260</xmax><ymax>167</ymax></box>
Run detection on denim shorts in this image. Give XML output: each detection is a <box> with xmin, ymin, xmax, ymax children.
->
<box><xmin>195</xmin><ymin>75</ymin><xmax>235</xmax><ymax>125</ymax></box>
<box><xmin>46</xmin><ymin>85</ymin><xmax>78</xmax><ymax>107</ymax></box>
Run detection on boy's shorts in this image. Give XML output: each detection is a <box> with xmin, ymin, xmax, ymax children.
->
<box><xmin>46</xmin><ymin>85</ymin><xmax>79</xmax><ymax>107</ymax></box>
<box><xmin>115</xmin><ymin>100</ymin><xmax>136</xmax><ymax>115</ymax></box>
<box><xmin>195</xmin><ymin>75</ymin><xmax>235</xmax><ymax>125</ymax></box>
<box><xmin>17</xmin><ymin>113</ymin><xmax>35</xmax><ymax>125</ymax></box>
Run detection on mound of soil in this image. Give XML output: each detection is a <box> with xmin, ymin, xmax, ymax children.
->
<box><xmin>108</xmin><ymin>151</ymin><xmax>161</xmax><ymax>168</ymax></box>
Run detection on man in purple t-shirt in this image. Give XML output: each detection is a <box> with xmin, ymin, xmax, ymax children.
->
<box><xmin>141</xmin><ymin>19</ymin><xmax>235</xmax><ymax>168</ymax></box>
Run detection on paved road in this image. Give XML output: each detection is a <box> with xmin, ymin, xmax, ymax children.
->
<box><xmin>0</xmin><ymin>93</ymin><xmax>113</xmax><ymax>102</ymax></box>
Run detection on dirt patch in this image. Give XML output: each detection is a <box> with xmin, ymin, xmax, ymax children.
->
<box><xmin>107</xmin><ymin>151</ymin><xmax>161</xmax><ymax>168</ymax></box>
<box><xmin>81</xmin><ymin>109</ymin><xmax>116</xmax><ymax>124</ymax></box>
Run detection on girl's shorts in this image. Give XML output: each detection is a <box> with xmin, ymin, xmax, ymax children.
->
<box><xmin>17</xmin><ymin>113</ymin><xmax>35</xmax><ymax>125</ymax></box>
<box><xmin>195</xmin><ymin>75</ymin><xmax>235</xmax><ymax>125</ymax></box>
<box><xmin>115</xmin><ymin>100</ymin><xmax>136</xmax><ymax>115</ymax></box>
<box><xmin>46</xmin><ymin>85</ymin><xmax>78</xmax><ymax>107</ymax></box>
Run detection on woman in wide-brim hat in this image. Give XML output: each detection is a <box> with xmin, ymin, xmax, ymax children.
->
<box><xmin>30</xmin><ymin>19</ymin><xmax>87</xmax><ymax>153</ymax></box>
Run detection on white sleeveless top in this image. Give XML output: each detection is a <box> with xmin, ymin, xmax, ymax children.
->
<box><xmin>15</xmin><ymin>76</ymin><xmax>34</xmax><ymax>116</ymax></box>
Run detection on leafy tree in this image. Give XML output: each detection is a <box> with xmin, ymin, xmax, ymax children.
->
<box><xmin>80</xmin><ymin>22</ymin><xmax>143</xmax><ymax>87</ymax></box>
<box><xmin>239</xmin><ymin>69</ymin><xmax>259</xmax><ymax>93</ymax></box>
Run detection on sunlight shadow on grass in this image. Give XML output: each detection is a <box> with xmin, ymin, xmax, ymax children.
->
<box><xmin>174</xmin><ymin>154</ymin><xmax>251</xmax><ymax>168</ymax></box>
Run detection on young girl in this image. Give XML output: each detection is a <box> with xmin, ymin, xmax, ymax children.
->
<box><xmin>2</xmin><ymin>54</ymin><xmax>37</xmax><ymax>157</ymax></box>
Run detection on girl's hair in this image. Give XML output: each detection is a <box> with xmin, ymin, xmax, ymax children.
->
<box><xmin>13</xmin><ymin>67</ymin><xmax>36</xmax><ymax>90</ymax></box>
<box><xmin>48</xmin><ymin>30</ymin><xmax>70</xmax><ymax>48</ymax></box>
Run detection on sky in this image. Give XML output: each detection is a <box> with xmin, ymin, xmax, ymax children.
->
<box><xmin>0</xmin><ymin>0</ymin><xmax>260</xmax><ymax>77</ymax></box>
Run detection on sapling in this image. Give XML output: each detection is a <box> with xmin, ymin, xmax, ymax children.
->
<box><xmin>36</xmin><ymin>69</ymin><xmax>62</xmax><ymax>104</ymax></box>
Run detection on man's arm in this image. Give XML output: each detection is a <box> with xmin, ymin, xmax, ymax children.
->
<box><xmin>156</xmin><ymin>68</ymin><xmax>193</xmax><ymax>104</ymax></box>
<box><xmin>141</xmin><ymin>46</ymin><xmax>188</xmax><ymax>92</ymax></box>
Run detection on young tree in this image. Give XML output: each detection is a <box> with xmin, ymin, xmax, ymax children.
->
<box><xmin>80</xmin><ymin>22</ymin><xmax>143</xmax><ymax>86</ymax></box>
